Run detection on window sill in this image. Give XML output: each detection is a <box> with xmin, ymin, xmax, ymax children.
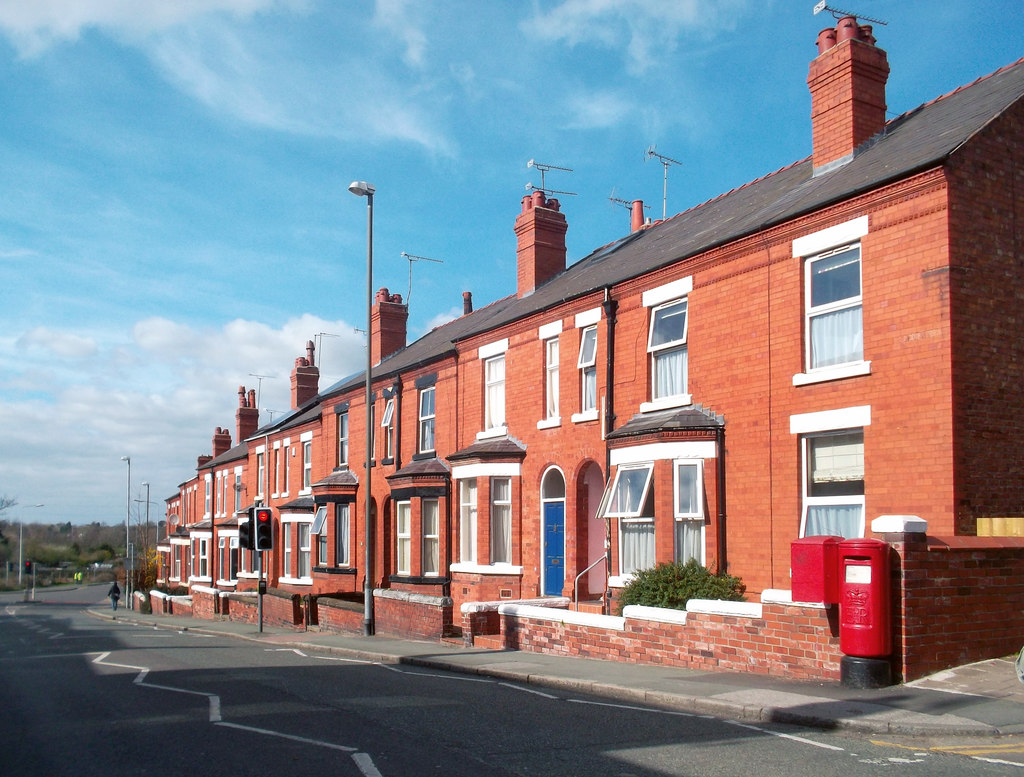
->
<box><xmin>450</xmin><ymin>562</ymin><xmax>524</xmax><ymax>576</ymax></box>
<box><xmin>279</xmin><ymin>576</ymin><xmax>313</xmax><ymax>586</ymax></box>
<box><xmin>639</xmin><ymin>394</ymin><xmax>692</xmax><ymax>414</ymax></box>
<box><xmin>571</xmin><ymin>410</ymin><xmax>598</xmax><ymax>424</ymax></box>
<box><xmin>215</xmin><ymin>579</ymin><xmax>238</xmax><ymax>588</ymax></box>
<box><xmin>537</xmin><ymin>417</ymin><xmax>561</xmax><ymax>430</ymax></box>
<box><xmin>476</xmin><ymin>425</ymin><xmax>508</xmax><ymax>441</ymax></box>
<box><xmin>793</xmin><ymin>361</ymin><xmax>871</xmax><ymax>386</ymax></box>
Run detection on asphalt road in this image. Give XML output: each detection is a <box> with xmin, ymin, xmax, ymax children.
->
<box><xmin>0</xmin><ymin>585</ymin><xmax>1017</xmax><ymax>777</ymax></box>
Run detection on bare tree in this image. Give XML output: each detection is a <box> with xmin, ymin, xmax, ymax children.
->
<box><xmin>0</xmin><ymin>496</ymin><xmax>16</xmax><ymax>516</ymax></box>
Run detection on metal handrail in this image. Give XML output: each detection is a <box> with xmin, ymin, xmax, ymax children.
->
<box><xmin>573</xmin><ymin>555</ymin><xmax>608</xmax><ymax>609</ymax></box>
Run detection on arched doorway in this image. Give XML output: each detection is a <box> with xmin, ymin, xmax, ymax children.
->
<box><xmin>541</xmin><ymin>468</ymin><xmax>566</xmax><ymax>596</ymax></box>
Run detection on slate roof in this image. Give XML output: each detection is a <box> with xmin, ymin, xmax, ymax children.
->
<box><xmin>608</xmin><ymin>405</ymin><xmax>725</xmax><ymax>441</ymax></box>
<box><xmin>388</xmin><ymin>457</ymin><xmax>451</xmax><ymax>479</ymax></box>
<box><xmin>313</xmin><ymin>469</ymin><xmax>360</xmax><ymax>488</ymax></box>
<box><xmin>448</xmin><ymin>436</ymin><xmax>527</xmax><ymax>462</ymax></box>
<box><xmin>268</xmin><ymin>58</ymin><xmax>1024</xmax><ymax>419</ymax></box>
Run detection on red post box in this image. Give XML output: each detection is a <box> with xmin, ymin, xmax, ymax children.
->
<box><xmin>837</xmin><ymin>538</ymin><xmax>891</xmax><ymax>658</ymax></box>
<box><xmin>790</xmin><ymin>535</ymin><xmax>842</xmax><ymax>604</ymax></box>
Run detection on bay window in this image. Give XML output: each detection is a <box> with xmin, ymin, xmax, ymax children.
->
<box><xmin>599</xmin><ymin>463</ymin><xmax>655</xmax><ymax>575</ymax></box>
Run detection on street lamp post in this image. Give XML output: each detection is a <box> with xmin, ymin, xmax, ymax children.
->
<box><xmin>349</xmin><ymin>180</ymin><xmax>375</xmax><ymax>637</ymax></box>
<box><xmin>121</xmin><ymin>456</ymin><xmax>132</xmax><ymax>609</ymax></box>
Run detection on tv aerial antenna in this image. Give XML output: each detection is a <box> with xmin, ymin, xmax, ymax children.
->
<box><xmin>248</xmin><ymin>372</ymin><xmax>275</xmax><ymax>410</ymax></box>
<box><xmin>645</xmin><ymin>146</ymin><xmax>682</xmax><ymax>221</ymax></box>
<box><xmin>526</xmin><ymin>159</ymin><xmax>576</xmax><ymax>196</ymax></box>
<box><xmin>400</xmin><ymin>252</ymin><xmax>444</xmax><ymax>306</ymax></box>
<box><xmin>812</xmin><ymin>2</ymin><xmax>887</xmax><ymax>25</ymax></box>
<box><xmin>609</xmin><ymin>189</ymin><xmax>649</xmax><ymax>227</ymax></box>
<box><xmin>313</xmin><ymin>332</ymin><xmax>339</xmax><ymax>372</ymax></box>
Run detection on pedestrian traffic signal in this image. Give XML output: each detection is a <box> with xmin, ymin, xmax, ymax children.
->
<box><xmin>239</xmin><ymin>509</ymin><xmax>254</xmax><ymax>550</ymax></box>
<box><xmin>24</xmin><ymin>560</ymin><xmax>31</xmax><ymax>573</ymax></box>
<box><xmin>255</xmin><ymin>507</ymin><xmax>274</xmax><ymax>551</ymax></box>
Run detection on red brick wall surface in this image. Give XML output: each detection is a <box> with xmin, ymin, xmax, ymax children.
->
<box><xmin>497</xmin><ymin>601</ymin><xmax>842</xmax><ymax>681</ymax></box>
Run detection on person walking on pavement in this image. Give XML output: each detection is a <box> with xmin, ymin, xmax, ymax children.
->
<box><xmin>108</xmin><ymin>580</ymin><xmax>121</xmax><ymax>611</ymax></box>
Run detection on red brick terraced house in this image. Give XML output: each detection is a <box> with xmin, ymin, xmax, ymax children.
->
<box><xmin>159</xmin><ymin>20</ymin><xmax>1024</xmax><ymax>682</ymax></box>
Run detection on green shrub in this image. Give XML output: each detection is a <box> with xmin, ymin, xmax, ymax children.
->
<box><xmin>616</xmin><ymin>559</ymin><xmax>746</xmax><ymax>614</ymax></box>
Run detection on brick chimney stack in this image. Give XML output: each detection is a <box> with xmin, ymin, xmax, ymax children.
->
<box><xmin>291</xmin><ymin>340</ymin><xmax>320</xmax><ymax>409</ymax></box>
<box><xmin>808</xmin><ymin>16</ymin><xmax>889</xmax><ymax>174</ymax></box>
<box><xmin>371</xmin><ymin>288</ymin><xmax>408</xmax><ymax>366</ymax></box>
<box><xmin>212</xmin><ymin>427</ymin><xmax>232</xmax><ymax>458</ymax></box>
<box><xmin>236</xmin><ymin>386</ymin><xmax>259</xmax><ymax>442</ymax></box>
<box><xmin>515</xmin><ymin>190</ymin><xmax>567</xmax><ymax>298</ymax></box>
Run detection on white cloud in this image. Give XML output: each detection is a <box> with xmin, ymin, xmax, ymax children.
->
<box><xmin>0</xmin><ymin>313</ymin><xmax>366</xmax><ymax>524</ymax></box>
<box><xmin>0</xmin><ymin>0</ymin><xmax>296</xmax><ymax>57</ymax></box>
<box><xmin>563</xmin><ymin>89</ymin><xmax>634</xmax><ymax>129</ymax></box>
<box><xmin>16</xmin><ymin>326</ymin><xmax>98</xmax><ymax>359</ymax></box>
<box><xmin>372</xmin><ymin>0</ymin><xmax>428</xmax><ymax>68</ymax></box>
<box><xmin>522</xmin><ymin>0</ymin><xmax>748</xmax><ymax>74</ymax></box>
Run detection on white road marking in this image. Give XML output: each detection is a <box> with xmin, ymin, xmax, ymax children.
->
<box><xmin>89</xmin><ymin>649</ymin><xmax>382</xmax><ymax>771</ymax></box>
<box><xmin>499</xmin><ymin>682</ymin><xmax>558</xmax><ymax>699</ymax></box>
<box><xmin>727</xmin><ymin>720</ymin><xmax>845</xmax><ymax>751</ymax></box>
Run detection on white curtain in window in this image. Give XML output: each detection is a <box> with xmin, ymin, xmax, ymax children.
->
<box><xmin>490</xmin><ymin>479</ymin><xmax>511</xmax><ymax>564</ymax></box>
<box><xmin>654</xmin><ymin>347</ymin><xmax>687</xmax><ymax>399</ymax></box>
<box><xmin>486</xmin><ymin>357</ymin><xmax>505</xmax><ymax>429</ymax></box>
<box><xmin>298</xmin><ymin>524</ymin><xmax>311</xmax><ymax>578</ymax></box>
<box><xmin>674</xmin><ymin>519</ymin><xmax>702</xmax><ymax>563</ymax></box>
<box><xmin>805</xmin><ymin>504</ymin><xmax>863</xmax><ymax>538</ymax></box>
<box><xmin>336</xmin><ymin>504</ymin><xmax>350</xmax><ymax>565</ymax></box>
<box><xmin>621</xmin><ymin>520</ymin><xmax>655</xmax><ymax>574</ymax></box>
<box><xmin>583</xmin><ymin>367</ymin><xmax>596</xmax><ymax>411</ymax></box>
<box><xmin>810</xmin><ymin>305</ymin><xmax>862</xmax><ymax>368</ymax></box>
<box><xmin>423</xmin><ymin>500</ymin><xmax>439</xmax><ymax>575</ymax></box>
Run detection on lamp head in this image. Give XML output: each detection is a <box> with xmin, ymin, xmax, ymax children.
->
<box><xmin>348</xmin><ymin>181</ymin><xmax>376</xmax><ymax>198</ymax></box>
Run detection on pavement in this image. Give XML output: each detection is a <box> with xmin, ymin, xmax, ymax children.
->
<box><xmin>81</xmin><ymin>604</ymin><xmax>1024</xmax><ymax>740</ymax></box>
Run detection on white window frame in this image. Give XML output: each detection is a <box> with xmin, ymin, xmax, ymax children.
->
<box><xmin>381</xmin><ymin>397</ymin><xmax>395</xmax><ymax>460</ymax></box>
<box><xmin>338</xmin><ymin>411</ymin><xmax>349</xmax><ymax>466</ymax></box>
<box><xmin>544</xmin><ymin>337</ymin><xmax>560</xmax><ymax>422</ymax></box>
<box><xmin>598</xmin><ymin>463</ymin><xmax>655</xmax><ymax>578</ymax></box>
<box><xmin>234</xmin><ymin>471</ymin><xmax>242</xmax><ymax>512</ymax></box>
<box><xmin>297</xmin><ymin>523</ymin><xmax>311</xmax><ymax>579</ymax></box>
<box><xmin>800</xmin><ymin>429</ymin><xmax>866</xmax><ymax>540</ymax></box>
<box><xmin>283</xmin><ymin>442</ymin><xmax>291</xmax><ymax>496</ymax></box>
<box><xmin>282</xmin><ymin>524</ymin><xmax>292</xmax><ymax>577</ymax></box>
<box><xmin>578</xmin><ymin>325</ymin><xmax>597</xmax><ymax>414</ymax></box>
<box><xmin>313</xmin><ymin>505</ymin><xmax>328</xmax><ymax>566</ymax></box>
<box><xmin>484</xmin><ymin>354</ymin><xmax>506</xmax><ymax>433</ymax></box>
<box><xmin>335</xmin><ymin>503</ymin><xmax>350</xmax><ymax>567</ymax></box>
<box><xmin>804</xmin><ymin>244</ymin><xmax>863</xmax><ymax>372</ymax></box>
<box><xmin>418</xmin><ymin>387</ymin><xmax>436</xmax><ymax>454</ymax></box>
<box><xmin>490</xmin><ymin>477</ymin><xmax>512</xmax><ymax>565</ymax></box>
<box><xmin>256</xmin><ymin>451</ymin><xmax>265</xmax><ymax>499</ymax></box>
<box><xmin>647</xmin><ymin>298</ymin><xmax>689</xmax><ymax>406</ymax></box>
<box><xmin>459</xmin><ymin>479</ymin><xmax>477</xmax><ymax>563</ymax></box>
<box><xmin>422</xmin><ymin>498</ymin><xmax>440</xmax><ymax>576</ymax></box>
<box><xmin>673</xmin><ymin>460</ymin><xmax>705</xmax><ymax>564</ymax></box>
<box><xmin>396</xmin><ymin>500</ymin><xmax>412</xmax><ymax>576</ymax></box>
<box><xmin>302</xmin><ymin>440</ymin><xmax>312</xmax><ymax>491</ymax></box>
<box><xmin>204</xmin><ymin>476</ymin><xmax>212</xmax><ymax>518</ymax></box>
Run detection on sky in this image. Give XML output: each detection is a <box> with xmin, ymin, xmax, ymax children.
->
<box><xmin>1</xmin><ymin>0</ymin><xmax>1022</xmax><ymax>528</ymax></box>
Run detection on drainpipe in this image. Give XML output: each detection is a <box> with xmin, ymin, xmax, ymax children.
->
<box><xmin>601</xmin><ymin>287</ymin><xmax>618</xmax><ymax>614</ymax></box>
<box><xmin>716</xmin><ymin>425</ymin><xmax>728</xmax><ymax>575</ymax></box>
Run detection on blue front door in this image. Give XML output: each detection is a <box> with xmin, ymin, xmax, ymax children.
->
<box><xmin>543</xmin><ymin>502</ymin><xmax>565</xmax><ymax>596</ymax></box>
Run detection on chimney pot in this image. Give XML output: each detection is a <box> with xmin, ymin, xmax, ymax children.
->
<box><xmin>463</xmin><ymin>291</ymin><xmax>473</xmax><ymax>314</ymax></box>
<box><xmin>836</xmin><ymin>15</ymin><xmax>859</xmax><ymax>42</ymax></box>
<box><xmin>816</xmin><ymin>27</ymin><xmax>837</xmax><ymax>54</ymax></box>
<box><xmin>631</xmin><ymin>200</ymin><xmax>645</xmax><ymax>232</ymax></box>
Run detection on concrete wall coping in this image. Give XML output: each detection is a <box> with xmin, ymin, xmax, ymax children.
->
<box><xmin>762</xmin><ymin>588</ymin><xmax>830</xmax><ymax>610</ymax></box>
<box><xmin>623</xmin><ymin>604</ymin><xmax>688</xmax><ymax>625</ymax></box>
<box><xmin>373</xmin><ymin>587</ymin><xmax>453</xmax><ymax>607</ymax></box>
<box><xmin>873</xmin><ymin>514</ymin><xmax>927</xmax><ymax>533</ymax></box>
<box><xmin>499</xmin><ymin>602</ymin><xmax>626</xmax><ymax>631</ymax></box>
<box><xmin>462</xmin><ymin>597</ymin><xmax>569</xmax><ymax>614</ymax></box>
<box><xmin>686</xmin><ymin>598</ymin><xmax>763</xmax><ymax>618</ymax></box>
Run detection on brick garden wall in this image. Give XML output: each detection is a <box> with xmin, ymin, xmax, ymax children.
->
<box><xmin>893</xmin><ymin>533</ymin><xmax>1024</xmax><ymax>681</ymax></box>
<box><xmin>494</xmin><ymin>593</ymin><xmax>842</xmax><ymax>681</ymax></box>
<box><xmin>373</xmin><ymin>588</ymin><xmax>454</xmax><ymax>640</ymax></box>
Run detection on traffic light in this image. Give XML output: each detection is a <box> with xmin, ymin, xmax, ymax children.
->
<box><xmin>239</xmin><ymin>509</ymin><xmax>254</xmax><ymax>550</ymax></box>
<box><xmin>255</xmin><ymin>507</ymin><xmax>274</xmax><ymax>551</ymax></box>
<box><xmin>24</xmin><ymin>560</ymin><xmax>31</xmax><ymax>574</ymax></box>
